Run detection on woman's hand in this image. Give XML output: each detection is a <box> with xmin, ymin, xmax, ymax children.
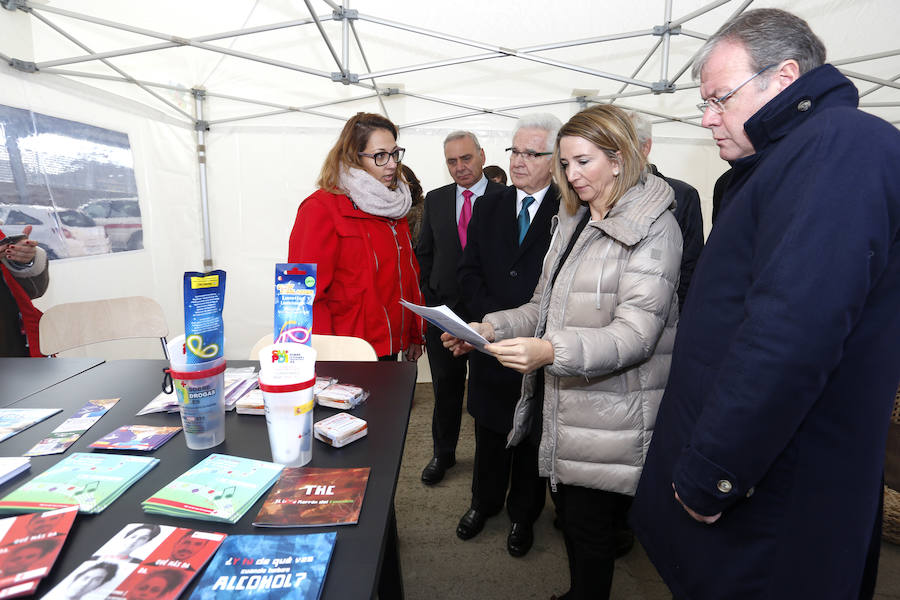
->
<box><xmin>441</xmin><ymin>322</ymin><xmax>495</xmax><ymax>357</ymax></box>
<box><xmin>485</xmin><ymin>337</ymin><xmax>554</xmax><ymax>374</ymax></box>
<box><xmin>404</xmin><ymin>343</ymin><xmax>424</xmax><ymax>362</ymax></box>
<box><xmin>4</xmin><ymin>225</ymin><xmax>37</xmax><ymax>265</ymax></box>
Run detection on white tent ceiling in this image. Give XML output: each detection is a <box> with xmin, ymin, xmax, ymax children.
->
<box><xmin>3</xmin><ymin>0</ymin><xmax>899</xmax><ymax>134</ymax></box>
<box><xmin>1</xmin><ymin>0</ymin><xmax>898</xmax><ymax>362</ymax></box>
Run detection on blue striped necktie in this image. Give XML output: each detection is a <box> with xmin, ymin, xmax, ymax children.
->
<box><xmin>517</xmin><ymin>196</ymin><xmax>535</xmax><ymax>245</ymax></box>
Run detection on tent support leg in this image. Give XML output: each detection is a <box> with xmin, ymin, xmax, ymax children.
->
<box><xmin>193</xmin><ymin>88</ymin><xmax>214</xmax><ymax>270</ymax></box>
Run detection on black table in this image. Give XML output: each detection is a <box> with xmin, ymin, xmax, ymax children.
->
<box><xmin>0</xmin><ymin>357</ymin><xmax>104</xmax><ymax>407</ymax></box>
<box><xmin>0</xmin><ymin>358</ymin><xmax>415</xmax><ymax>599</ymax></box>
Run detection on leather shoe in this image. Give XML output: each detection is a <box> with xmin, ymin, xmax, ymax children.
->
<box><xmin>507</xmin><ymin>522</ymin><xmax>534</xmax><ymax>557</ymax></box>
<box><xmin>421</xmin><ymin>455</ymin><xmax>455</xmax><ymax>485</ymax></box>
<box><xmin>456</xmin><ymin>508</ymin><xmax>487</xmax><ymax>540</ymax></box>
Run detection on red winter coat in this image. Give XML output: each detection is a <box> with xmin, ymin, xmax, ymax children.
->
<box><xmin>288</xmin><ymin>189</ymin><xmax>425</xmax><ymax>357</ymax></box>
<box><xmin>0</xmin><ymin>228</ymin><xmax>44</xmax><ymax>357</ymax></box>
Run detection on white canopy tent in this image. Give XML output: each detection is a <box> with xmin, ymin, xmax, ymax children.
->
<box><xmin>1</xmin><ymin>0</ymin><xmax>898</xmax><ymax>360</ymax></box>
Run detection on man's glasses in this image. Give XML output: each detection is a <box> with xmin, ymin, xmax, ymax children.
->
<box><xmin>696</xmin><ymin>63</ymin><xmax>777</xmax><ymax>114</ymax></box>
<box><xmin>505</xmin><ymin>147</ymin><xmax>552</xmax><ymax>161</ymax></box>
<box><xmin>358</xmin><ymin>148</ymin><xmax>405</xmax><ymax>166</ymax></box>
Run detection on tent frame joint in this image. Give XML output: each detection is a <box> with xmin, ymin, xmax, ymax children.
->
<box><xmin>0</xmin><ymin>0</ymin><xmax>21</xmax><ymax>12</ymax></box>
<box><xmin>652</xmin><ymin>24</ymin><xmax>681</xmax><ymax>36</ymax></box>
<box><xmin>651</xmin><ymin>81</ymin><xmax>676</xmax><ymax>94</ymax></box>
<box><xmin>194</xmin><ymin>120</ymin><xmax>209</xmax><ymax>132</ymax></box>
<box><xmin>331</xmin><ymin>71</ymin><xmax>359</xmax><ymax>84</ymax></box>
<box><xmin>9</xmin><ymin>58</ymin><xmax>37</xmax><ymax>73</ymax></box>
<box><xmin>332</xmin><ymin>7</ymin><xmax>358</xmax><ymax>21</ymax></box>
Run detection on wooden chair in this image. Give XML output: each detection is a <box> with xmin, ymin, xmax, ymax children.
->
<box><xmin>249</xmin><ymin>334</ymin><xmax>377</xmax><ymax>361</ymax></box>
<box><xmin>38</xmin><ymin>296</ymin><xmax>169</xmax><ymax>358</ymax></box>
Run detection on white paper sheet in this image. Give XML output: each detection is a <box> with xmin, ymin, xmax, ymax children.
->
<box><xmin>400</xmin><ymin>300</ymin><xmax>490</xmax><ymax>352</ymax></box>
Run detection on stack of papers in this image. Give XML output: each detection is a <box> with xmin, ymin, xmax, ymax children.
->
<box><xmin>0</xmin><ymin>408</ymin><xmax>62</xmax><ymax>442</ymax></box>
<box><xmin>0</xmin><ymin>453</ymin><xmax>159</xmax><ymax>514</ymax></box>
<box><xmin>142</xmin><ymin>453</ymin><xmax>283</xmax><ymax>524</ymax></box>
<box><xmin>0</xmin><ymin>505</ymin><xmax>78</xmax><ymax>599</ymax></box>
<box><xmin>89</xmin><ymin>425</ymin><xmax>182</xmax><ymax>451</ymax></box>
<box><xmin>138</xmin><ymin>368</ymin><xmax>259</xmax><ymax>415</ymax></box>
<box><xmin>0</xmin><ymin>457</ymin><xmax>30</xmax><ymax>486</ymax></box>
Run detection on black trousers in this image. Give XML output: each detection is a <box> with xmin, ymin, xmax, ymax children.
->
<box><xmin>471</xmin><ymin>423</ymin><xmax>546</xmax><ymax>523</ymax></box>
<box><xmin>424</xmin><ymin>323</ymin><xmax>468</xmax><ymax>459</ymax></box>
<box><xmin>551</xmin><ymin>483</ymin><xmax>632</xmax><ymax>600</ymax></box>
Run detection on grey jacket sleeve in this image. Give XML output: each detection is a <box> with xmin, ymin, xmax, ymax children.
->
<box><xmin>2</xmin><ymin>246</ymin><xmax>49</xmax><ymax>299</ymax></box>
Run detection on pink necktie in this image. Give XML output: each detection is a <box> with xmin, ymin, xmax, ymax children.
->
<box><xmin>458</xmin><ymin>189</ymin><xmax>473</xmax><ymax>249</ymax></box>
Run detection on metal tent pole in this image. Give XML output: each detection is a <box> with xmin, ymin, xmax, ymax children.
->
<box><xmin>193</xmin><ymin>89</ymin><xmax>213</xmax><ymax>269</ymax></box>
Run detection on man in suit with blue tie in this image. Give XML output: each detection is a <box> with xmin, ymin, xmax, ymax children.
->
<box><xmin>417</xmin><ymin>131</ymin><xmax>505</xmax><ymax>485</ymax></box>
<box><xmin>454</xmin><ymin>114</ymin><xmax>562</xmax><ymax>557</ymax></box>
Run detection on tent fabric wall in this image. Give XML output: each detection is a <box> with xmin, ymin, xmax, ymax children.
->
<box><xmin>1</xmin><ymin>0</ymin><xmax>897</xmax><ymax>364</ymax></box>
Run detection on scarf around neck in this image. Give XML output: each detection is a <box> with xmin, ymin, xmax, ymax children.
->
<box><xmin>339</xmin><ymin>166</ymin><xmax>412</xmax><ymax>219</ymax></box>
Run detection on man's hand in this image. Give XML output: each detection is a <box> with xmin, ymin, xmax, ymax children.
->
<box><xmin>673</xmin><ymin>483</ymin><xmax>722</xmax><ymax>524</ymax></box>
<box><xmin>485</xmin><ymin>337</ymin><xmax>554</xmax><ymax>374</ymax></box>
<box><xmin>4</xmin><ymin>225</ymin><xmax>38</xmax><ymax>265</ymax></box>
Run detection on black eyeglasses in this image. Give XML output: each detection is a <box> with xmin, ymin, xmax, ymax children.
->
<box><xmin>358</xmin><ymin>148</ymin><xmax>405</xmax><ymax>166</ymax></box>
<box><xmin>505</xmin><ymin>147</ymin><xmax>552</xmax><ymax>161</ymax></box>
<box><xmin>697</xmin><ymin>63</ymin><xmax>777</xmax><ymax>114</ymax></box>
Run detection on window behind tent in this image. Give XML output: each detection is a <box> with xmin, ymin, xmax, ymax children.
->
<box><xmin>0</xmin><ymin>104</ymin><xmax>143</xmax><ymax>258</ymax></box>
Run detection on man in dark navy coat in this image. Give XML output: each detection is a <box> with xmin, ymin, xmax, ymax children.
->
<box><xmin>416</xmin><ymin>131</ymin><xmax>505</xmax><ymax>485</ymax></box>
<box><xmin>453</xmin><ymin>114</ymin><xmax>561</xmax><ymax>557</ymax></box>
<box><xmin>631</xmin><ymin>9</ymin><xmax>900</xmax><ymax>599</ymax></box>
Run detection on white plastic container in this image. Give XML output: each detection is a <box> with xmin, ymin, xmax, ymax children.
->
<box><xmin>167</xmin><ymin>335</ymin><xmax>226</xmax><ymax>450</ymax></box>
<box><xmin>258</xmin><ymin>343</ymin><xmax>317</xmax><ymax>467</ymax></box>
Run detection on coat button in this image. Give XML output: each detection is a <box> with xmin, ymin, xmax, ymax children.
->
<box><xmin>509</xmin><ymin>270</ymin><xmax>518</xmax><ymax>277</ymax></box>
<box><xmin>797</xmin><ymin>99</ymin><xmax>812</xmax><ymax>112</ymax></box>
<box><xmin>716</xmin><ymin>479</ymin><xmax>733</xmax><ymax>493</ymax></box>
<box><xmin>745</xmin><ymin>486</ymin><xmax>755</xmax><ymax>498</ymax></box>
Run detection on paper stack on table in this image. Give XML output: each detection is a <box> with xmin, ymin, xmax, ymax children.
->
<box><xmin>142</xmin><ymin>453</ymin><xmax>283</xmax><ymax>524</ymax></box>
<box><xmin>0</xmin><ymin>453</ymin><xmax>159</xmax><ymax>514</ymax></box>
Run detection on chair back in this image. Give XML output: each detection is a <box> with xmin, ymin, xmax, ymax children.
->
<box><xmin>38</xmin><ymin>296</ymin><xmax>168</xmax><ymax>357</ymax></box>
<box><xmin>248</xmin><ymin>334</ymin><xmax>377</xmax><ymax>362</ymax></box>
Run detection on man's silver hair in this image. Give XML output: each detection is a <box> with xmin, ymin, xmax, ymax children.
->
<box><xmin>691</xmin><ymin>8</ymin><xmax>826</xmax><ymax>86</ymax></box>
<box><xmin>443</xmin><ymin>130</ymin><xmax>481</xmax><ymax>151</ymax></box>
<box><xmin>512</xmin><ymin>113</ymin><xmax>563</xmax><ymax>152</ymax></box>
<box><xmin>627</xmin><ymin>111</ymin><xmax>652</xmax><ymax>148</ymax></box>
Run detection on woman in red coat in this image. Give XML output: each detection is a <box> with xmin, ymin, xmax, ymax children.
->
<box><xmin>288</xmin><ymin>112</ymin><xmax>424</xmax><ymax>361</ymax></box>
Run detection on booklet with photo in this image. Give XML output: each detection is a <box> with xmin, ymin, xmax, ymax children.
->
<box><xmin>89</xmin><ymin>425</ymin><xmax>182</xmax><ymax>452</ymax></box>
<box><xmin>253</xmin><ymin>467</ymin><xmax>370</xmax><ymax>528</ymax></box>
<box><xmin>0</xmin><ymin>409</ymin><xmax>62</xmax><ymax>443</ymax></box>
<box><xmin>0</xmin><ymin>505</ymin><xmax>78</xmax><ymax>598</ymax></box>
<box><xmin>41</xmin><ymin>523</ymin><xmax>226</xmax><ymax>600</ymax></box>
<box><xmin>187</xmin><ymin>532</ymin><xmax>336</xmax><ymax>600</ymax></box>
<box><xmin>24</xmin><ymin>399</ymin><xmax>120</xmax><ymax>457</ymax></box>
<box><xmin>142</xmin><ymin>454</ymin><xmax>283</xmax><ymax>524</ymax></box>
<box><xmin>0</xmin><ymin>453</ymin><xmax>159</xmax><ymax>514</ymax></box>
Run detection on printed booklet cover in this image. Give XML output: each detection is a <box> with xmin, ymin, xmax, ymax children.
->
<box><xmin>24</xmin><ymin>398</ymin><xmax>119</xmax><ymax>457</ymax></box>
<box><xmin>187</xmin><ymin>532</ymin><xmax>336</xmax><ymax>600</ymax></box>
<box><xmin>0</xmin><ymin>409</ymin><xmax>62</xmax><ymax>443</ymax></box>
<box><xmin>89</xmin><ymin>425</ymin><xmax>182</xmax><ymax>451</ymax></box>
<box><xmin>41</xmin><ymin>523</ymin><xmax>226</xmax><ymax>600</ymax></box>
<box><xmin>142</xmin><ymin>454</ymin><xmax>283</xmax><ymax>524</ymax></box>
<box><xmin>0</xmin><ymin>505</ymin><xmax>78</xmax><ymax>598</ymax></box>
<box><xmin>0</xmin><ymin>453</ymin><xmax>159</xmax><ymax>514</ymax></box>
<box><xmin>0</xmin><ymin>458</ymin><xmax>30</xmax><ymax>487</ymax></box>
<box><xmin>253</xmin><ymin>467</ymin><xmax>370</xmax><ymax>527</ymax></box>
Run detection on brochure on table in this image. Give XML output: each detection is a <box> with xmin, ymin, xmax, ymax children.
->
<box><xmin>41</xmin><ymin>523</ymin><xmax>225</xmax><ymax>600</ymax></box>
<box><xmin>25</xmin><ymin>398</ymin><xmax>119</xmax><ymax>456</ymax></box>
<box><xmin>254</xmin><ymin>467</ymin><xmax>370</xmax><ymax>527</ymax></box>
<box><xmin>0</xmin><ymin>409</ymin><xmax>62</xmax><ymax>443</ymax></box>
<box><xmin>142</xmin><ymin>454</ymin><xmax>283</xmax><ymax>524</ymax></box>
<box><xmin>188</xmin><ymin>532</ymin><xmax>336</xmax><ymax>600</ymax></box>
<box><xmin>0</xmin><ymin>453</ymin><xmax>159</xmax><ymax>514</ymax></box>
<box><xmin>0</xmin><ymin>505</ymin><xmax>77</xmax><ymax>598</ymax></box>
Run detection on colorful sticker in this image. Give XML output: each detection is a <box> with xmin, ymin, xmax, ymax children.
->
<box><xmin>274</xmin><ymin>264</ymin><xmax>317</xmax><ymax>346</ymax></box>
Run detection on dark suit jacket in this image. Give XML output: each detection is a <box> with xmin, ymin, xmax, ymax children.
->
<box><xmin>458</xmin><ymin>183</ymin><xmax>560</xmax><ymax>434</ymax></box>
<box><xmin>416</xmin><ymin>180</ymin><xmax>505</xmax><ymax>321</ymax></box>
<box><xmin>650</xmin><ymin>165</ymin><xmax>704</xmax><ymax>309</ymax></box>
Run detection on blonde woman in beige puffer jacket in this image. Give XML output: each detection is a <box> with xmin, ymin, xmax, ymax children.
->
<box><xmin>443</xmin><ymin>105</ymin><xmax>681</xmax><ymax>600</ymax></box>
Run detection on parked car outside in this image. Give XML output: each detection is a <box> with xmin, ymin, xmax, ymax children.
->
<box><xmin>56</xmin><ymin>209</ymin><xmax>112</xmax><ymax>256</ymax></box>
<box><xmin>79</xmin><ymin>197</ymin><xmax>143</xmax><ymax>251</ymax></box>
<box><xmin>0</xmin><ymin>204</ymin><xmax>70</xmax><ymax>259</ymax></box>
